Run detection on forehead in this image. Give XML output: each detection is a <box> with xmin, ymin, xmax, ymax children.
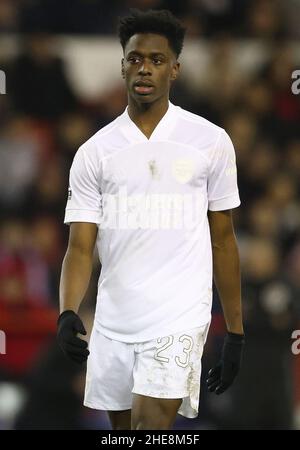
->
<box><xmin>125</xmin><ymin>33</ymin><xmax>172</xmax><ymax>56</ymax></box>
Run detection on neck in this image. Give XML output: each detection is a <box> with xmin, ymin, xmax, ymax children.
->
<box><xmin>127</xmin><ymin>96</ymin><xmax>169</xmax><ymax>138</ymax></box>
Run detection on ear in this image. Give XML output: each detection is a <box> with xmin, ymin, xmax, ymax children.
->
<box><xmin>170</xmin><ymin>61</ymin><xmax>180</xmax><ymax>81</ymax></box>
<box><xmin>121</xmin><ymin>58</ymin><xmax>125</xmax><ymax>79</ymax></box>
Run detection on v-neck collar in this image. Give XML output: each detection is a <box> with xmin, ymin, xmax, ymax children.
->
<box><xmin>119</xmin><ymin>101</ymin><xmax>177</xmax><ymax>144</ymax></box>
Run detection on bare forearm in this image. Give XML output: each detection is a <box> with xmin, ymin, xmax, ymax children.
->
<box><xmin>59</xmin><ymin>247</ymin><xmax>94</xmax><ymax>314</ymax></box>
<box><xmin>212</xmin><ymin>235</ymin><xmax>244</xmax><ymax>334</ymax></box>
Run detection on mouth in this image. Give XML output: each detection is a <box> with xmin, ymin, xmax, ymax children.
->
<box><xmin>133</xmin><ymin>80</ymin><xmax>155</xmax><ymax>95</ymax></box>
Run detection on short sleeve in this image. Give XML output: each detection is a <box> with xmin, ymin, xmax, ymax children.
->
<box><xmin>207</xmin><ymin>130</ymin><xmax>241</xmax><ymax>211</ymax></box>
<box><xmin>64</xmin><ymin>144</ymin><xmax>102</xmax><ymax>225</ymax></box>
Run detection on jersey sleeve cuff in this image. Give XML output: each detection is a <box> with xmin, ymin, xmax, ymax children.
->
<box><xmin>208</xmin><ymin>192</ymin><xmax>241</xmax><ymax>211</ymax></box>
<box><xmin>64</xmin><ymin>209</ymin><xmax>101</xmax><ymax>225</ymax></box>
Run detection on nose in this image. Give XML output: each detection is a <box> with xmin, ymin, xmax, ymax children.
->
<box><xmin>138</xmin><ymin>60</ymin><xmax>152</xmax><ymax>76</ymax></box>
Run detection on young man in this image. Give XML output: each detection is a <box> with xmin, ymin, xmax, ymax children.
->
<box><xmin>57</xmin><ymin>9</ymin><xmax>244</xmax><ymax>430</ymax></box>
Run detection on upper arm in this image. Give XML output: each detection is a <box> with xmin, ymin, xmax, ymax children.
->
<box><xmin>64</xmin><ymin>144</ymin><xmax>100</xmax><ymax>256</ymax></box>
<box><xmin>207</xmin><ymin>209</ymin><xmax>235</xmax><ymax>247</ymax></box>
<box><xmin>207</xmin><ymin>130</ymin><xmax>240</xmax><ymax>212</ymax></box>
<box><xmin>64</xmin><ymin>144</ymin><xmax>102</xmax><ymax>226</ymax></box>
<box><xmin>68</xmin><ymin>222</ymin><xmax>98</xmax><ymax>256</ymax></box>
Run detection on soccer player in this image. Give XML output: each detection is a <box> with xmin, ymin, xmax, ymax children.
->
<box><xmin>57</xmin><ymin>9</ymin><xmax>244</xmax><ymax>430</ymax></box>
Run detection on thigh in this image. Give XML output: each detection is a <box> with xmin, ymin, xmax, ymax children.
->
<box><xmin>131</xmin><ymin>394</ymin><xmax>182</xmax><ymax>430</ymax></box>
<box><xmin>107</xmin><ymin>409</ymin><xmax>132</xmax><ymax>430</ymax></box>
<box><xmin>132</xmin><ymin>324</ymin><xmax>209</xmax><ymax>419</ymax></box>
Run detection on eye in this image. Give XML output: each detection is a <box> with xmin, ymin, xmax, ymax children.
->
<box><xmin>128</xmin><ymin>56</ymin><xmax>140</xmax><ymax>64</ymax></box>
<box><xmin>153</xmin><ymin>59</ymin><xmax>163</xmax><ymax>65</ymax></box>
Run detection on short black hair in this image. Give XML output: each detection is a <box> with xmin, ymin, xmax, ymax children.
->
<box><xmin>118</xmin><ymin>9</ymin><xmax>186</xmax><ymax>58</ymax></box>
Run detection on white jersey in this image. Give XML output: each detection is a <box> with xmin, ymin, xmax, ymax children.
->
<box><xmin>64</xmin><ymin>102</ymin><xmax>240</xmax><ymax>342</ymax></box>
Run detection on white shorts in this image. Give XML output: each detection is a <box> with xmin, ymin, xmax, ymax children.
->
<box><xmin>84</xmin><ymin>323</ymin><xmax>210</xmax><ymax>419</ymax></box>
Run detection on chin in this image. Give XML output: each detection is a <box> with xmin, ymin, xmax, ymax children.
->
<box><xmin>129</xmin><ymin>89</ymin><xmax>157</xmax><ymax>103</ymax></box>
<box><xmin>133</xmin><ymin>94</ymin><xmax>155</xmax><ymax>103</ymax></box>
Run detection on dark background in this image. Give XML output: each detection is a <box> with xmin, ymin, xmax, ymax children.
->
<box><xmin>0</xmin><ymin>0</ymin><xmax>300</xmax><ymax>430</ymax></box>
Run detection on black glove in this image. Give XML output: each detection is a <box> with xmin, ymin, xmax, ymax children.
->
<box><xmin>206</xmin><ymin>331</ymin><xmax>244</xmax><ymax>395</ymax></box>
<box><xmin>57</xmin><ymin>310</ymin><xmax>90</xmax><ymax>364</ymax></box>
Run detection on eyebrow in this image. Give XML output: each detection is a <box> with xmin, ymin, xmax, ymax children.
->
<box><xmin>127</xmin><ymin>51</ymin><xmax>167</xmax><ymax>58</ymax></box>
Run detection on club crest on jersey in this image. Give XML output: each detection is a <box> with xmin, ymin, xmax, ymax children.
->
<box><xmin>172</xmin><ymin>159</ymin><xmax>195</xmax><ymax>184</ymax></box>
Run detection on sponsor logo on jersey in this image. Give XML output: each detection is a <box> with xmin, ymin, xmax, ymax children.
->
<box><xmin>148</xmin><ymin>159</ymin><xmax>160</xmax><ymax>180</ymax></box>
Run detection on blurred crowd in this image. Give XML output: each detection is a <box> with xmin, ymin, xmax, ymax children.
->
<box><xmin>1</xmin><ymin>0</ymin><xmax>300</xmax><ymax>39</ymax></box>
<box><xmin>0</xmin><ymin>0</ymin><xmax>300</xmax><ymax>431</ymax></box>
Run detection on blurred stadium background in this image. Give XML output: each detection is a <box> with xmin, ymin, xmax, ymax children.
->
<box><xmin>0</xmin><ymin>0</ymin><xmax>300</xmax><ymax>430</ymax></box>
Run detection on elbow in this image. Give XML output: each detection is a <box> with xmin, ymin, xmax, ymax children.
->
<box><xmin>211</xmin><ymin>233</ymin><xmax>238</xmax><ymax>251</ymax></box>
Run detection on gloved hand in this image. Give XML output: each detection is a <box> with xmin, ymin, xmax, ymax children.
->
<box><xmin>206</xmin><ymin>331</ymin><xmax>245</xmax><ymax>395</ymax></box>
<box><xmin>57</xmin><ymin>310</ymin><xmax>90</xmax><ymax>364</ymax></box>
